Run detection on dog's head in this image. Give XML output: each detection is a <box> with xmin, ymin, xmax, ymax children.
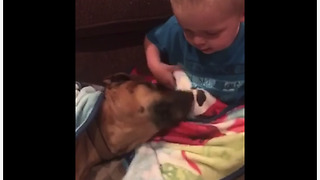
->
<box><xmin>99</xmin><ymin>73</ymin><xmax>194</xmax><ymax>154</ymax></box>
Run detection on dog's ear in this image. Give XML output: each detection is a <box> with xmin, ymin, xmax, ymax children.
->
<box><xmin>103</xmin><ymin>73</ymin><xmax>131</xmax><ymax>87</ymax></box>
<box><xmin>151</xmin><ymin>91</ymin><xmax>194</xmax><ymax>129</ymax></box>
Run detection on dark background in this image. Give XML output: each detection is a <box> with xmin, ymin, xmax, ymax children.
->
<box><xmin>76</xmin><ymin>0</ymin><xmax>173</xmax><ymax>84</ymax></box>
<box><xmin>3</xmin><ymin>0</ymin><xmax>317</xmax><ymax>179</ymax></box>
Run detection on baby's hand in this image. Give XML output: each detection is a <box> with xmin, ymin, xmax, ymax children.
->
<box><xmin>151</xmin><ymin>63</ymin><xmax>182</xmax><ymax>89</ymax></box>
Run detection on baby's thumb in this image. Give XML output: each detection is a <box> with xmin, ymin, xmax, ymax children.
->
<box><xmin>162</xmin><ymin>79</ymin><xmax>176</xmax><ymax>90</ymax></box>
<box><xmin>164</xmin><ymin>74</ymin><xmax>177</xmax><ymax>90</ymax></box>
<box><xmin>169</xmin><ymin>65</ymin><xmax>183</xmax><ymax>72</ymax></box>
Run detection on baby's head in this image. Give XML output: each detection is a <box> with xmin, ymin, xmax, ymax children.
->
<box><xmin>170</xmin><ymin>0</ymin><xmax>244</xmax><ymax>54</ymax></box>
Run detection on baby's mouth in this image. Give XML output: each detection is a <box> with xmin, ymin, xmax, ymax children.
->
<box><xmin>200</xmin><ymin>48</ymin><xmax>210</xmax><ymax>51</ymax></box>
<box><xmin>200</xmin><ymin>48</ymin><xmax>213</xmax><ymax>53</ymax></box>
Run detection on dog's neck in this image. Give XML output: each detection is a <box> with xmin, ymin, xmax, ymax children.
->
<box><xmin>75</xmin><ymin>112</ymin><xmax>117</xmax><ymax>180</ymax></box>
<box><xmin>76</xmin><ymin>130</ymin><xmax>101</xmax><ymax>180</ymax></box>
<box><xmin>86</xmin><ymin>113</ymin><xmax>115</xmax><ymax>160</ymax></box>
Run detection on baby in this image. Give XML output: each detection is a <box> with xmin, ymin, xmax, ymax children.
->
<box><xmin>144</xmin><ymin>0</ymin><xmax>244</xmax><ymax>105</ymax></box>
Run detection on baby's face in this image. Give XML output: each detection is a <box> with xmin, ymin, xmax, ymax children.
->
<box><xmin>172</xmin><ymin>3</ymin><xmax>244</xmax><ymax>54</ymax></box>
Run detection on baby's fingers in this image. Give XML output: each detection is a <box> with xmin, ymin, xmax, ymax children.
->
<box><xmin>170</xmin><ymin>65</ymin><xmax>183</xmax><ymax>72</ymax></box>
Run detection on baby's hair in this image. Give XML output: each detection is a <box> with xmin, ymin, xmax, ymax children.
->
<box><xmin>170</xmin><ymin>0</ymin><xmax>244</xmax><ymax>17</ymax></box>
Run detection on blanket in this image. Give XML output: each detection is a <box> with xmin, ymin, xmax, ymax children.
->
<box><xmin>75</xmin><ymin>81</ymin><xmax>105</xmax><ymax>138</ymax></box>
<box><xmin>123</xmin><ymin>70</ymin><xmax>245</xmax><ymax>180</ymax></box>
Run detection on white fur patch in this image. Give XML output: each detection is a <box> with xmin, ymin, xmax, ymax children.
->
<box><xmin>173</xmin><ymin>70</ymin><xmax>217</xmax><ymax>118</ymax></box>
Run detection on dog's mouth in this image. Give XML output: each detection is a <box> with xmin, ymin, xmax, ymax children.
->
<box><xmin>151</xmin><ymin>90</ymin><xmax>194</xmax><ymax>129</ymax></box>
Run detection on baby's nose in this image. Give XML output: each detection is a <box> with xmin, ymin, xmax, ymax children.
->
<box><xmin>193</xmin><ymin>36</ymin><xmax>206</xmax><ymax>46</ymax></box>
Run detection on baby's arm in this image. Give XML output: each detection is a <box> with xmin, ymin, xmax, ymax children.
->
<box><xmin>144</xmin><ymin>36</ymin><xmax>181</xmax><ymax>89</ymax></box>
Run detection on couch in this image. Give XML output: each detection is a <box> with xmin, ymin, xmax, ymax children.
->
<box><xmin>76</xmin><ymin>0</ymin><xmax>173</xmax><ymax>85</ymax></box>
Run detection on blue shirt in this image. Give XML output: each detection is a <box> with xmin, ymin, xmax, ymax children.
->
<box><xmin>146</xmin><ymin>16</ymin><xmax>244</xmax><ymax>104</ymax></box>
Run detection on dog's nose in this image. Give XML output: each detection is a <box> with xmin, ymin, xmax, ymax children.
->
<box><xmin>173</xmin><ymin>91</ymin><xmax>194</xmax><ymax>110</ymax></box>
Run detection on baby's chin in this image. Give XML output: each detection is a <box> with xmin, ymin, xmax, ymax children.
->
<box><xmin>199</xmin><ymin>46</ymin><xmax>229</xmax><ymax>54</ymax></box>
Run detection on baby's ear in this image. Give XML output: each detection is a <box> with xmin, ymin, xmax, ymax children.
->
<box><xmin>240</xmin><ymin>15</ymin><xmax>245</xmax><ymax>22</ymax></box>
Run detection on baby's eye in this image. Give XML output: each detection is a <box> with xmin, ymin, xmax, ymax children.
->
<box><xmin>205</xmin><ymin>32</ymin><xmax>220</xmax><ymax>38</ymax></box>
<box><xmin>183</xmin><ymin>29</ymin><xmax>194</xmax><ymax>36</ymax></box>
<box><xmin>205</xmin><ymin>32</ymin><xmax>219</xmax><ymax>37</ymax></box>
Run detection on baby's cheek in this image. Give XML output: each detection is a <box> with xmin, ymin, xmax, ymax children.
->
<box><xmin>208</xmin><ymin>40</ymin><xmax>229</xmax><ymax>52</ymax></box>
<box><xmin>184</xmin><ymin>35</ymin><xmax>195</xmax><ymax>46</ymax></box>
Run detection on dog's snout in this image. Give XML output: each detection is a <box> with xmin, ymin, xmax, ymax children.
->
<box><xmin>151</xmin><ymin>91</ymin><xmax>194</xmax><ymax>129</ymax></box>
<box><xmin>171</xmin><ymin>91</ymin><xmax>194</xmax><ymax>109</ymax></box>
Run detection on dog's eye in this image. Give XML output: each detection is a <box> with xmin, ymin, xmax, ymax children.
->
<box><xmin>140</xmin><ymin>82</ymin><xmax>156</xmax><ymax>89</ymax></box>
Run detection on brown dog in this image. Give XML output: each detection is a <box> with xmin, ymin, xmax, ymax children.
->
<box><xmin>75</xmin><ymin>73</ymin><xmax>194</xmax><ymax>180</ymax></box>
